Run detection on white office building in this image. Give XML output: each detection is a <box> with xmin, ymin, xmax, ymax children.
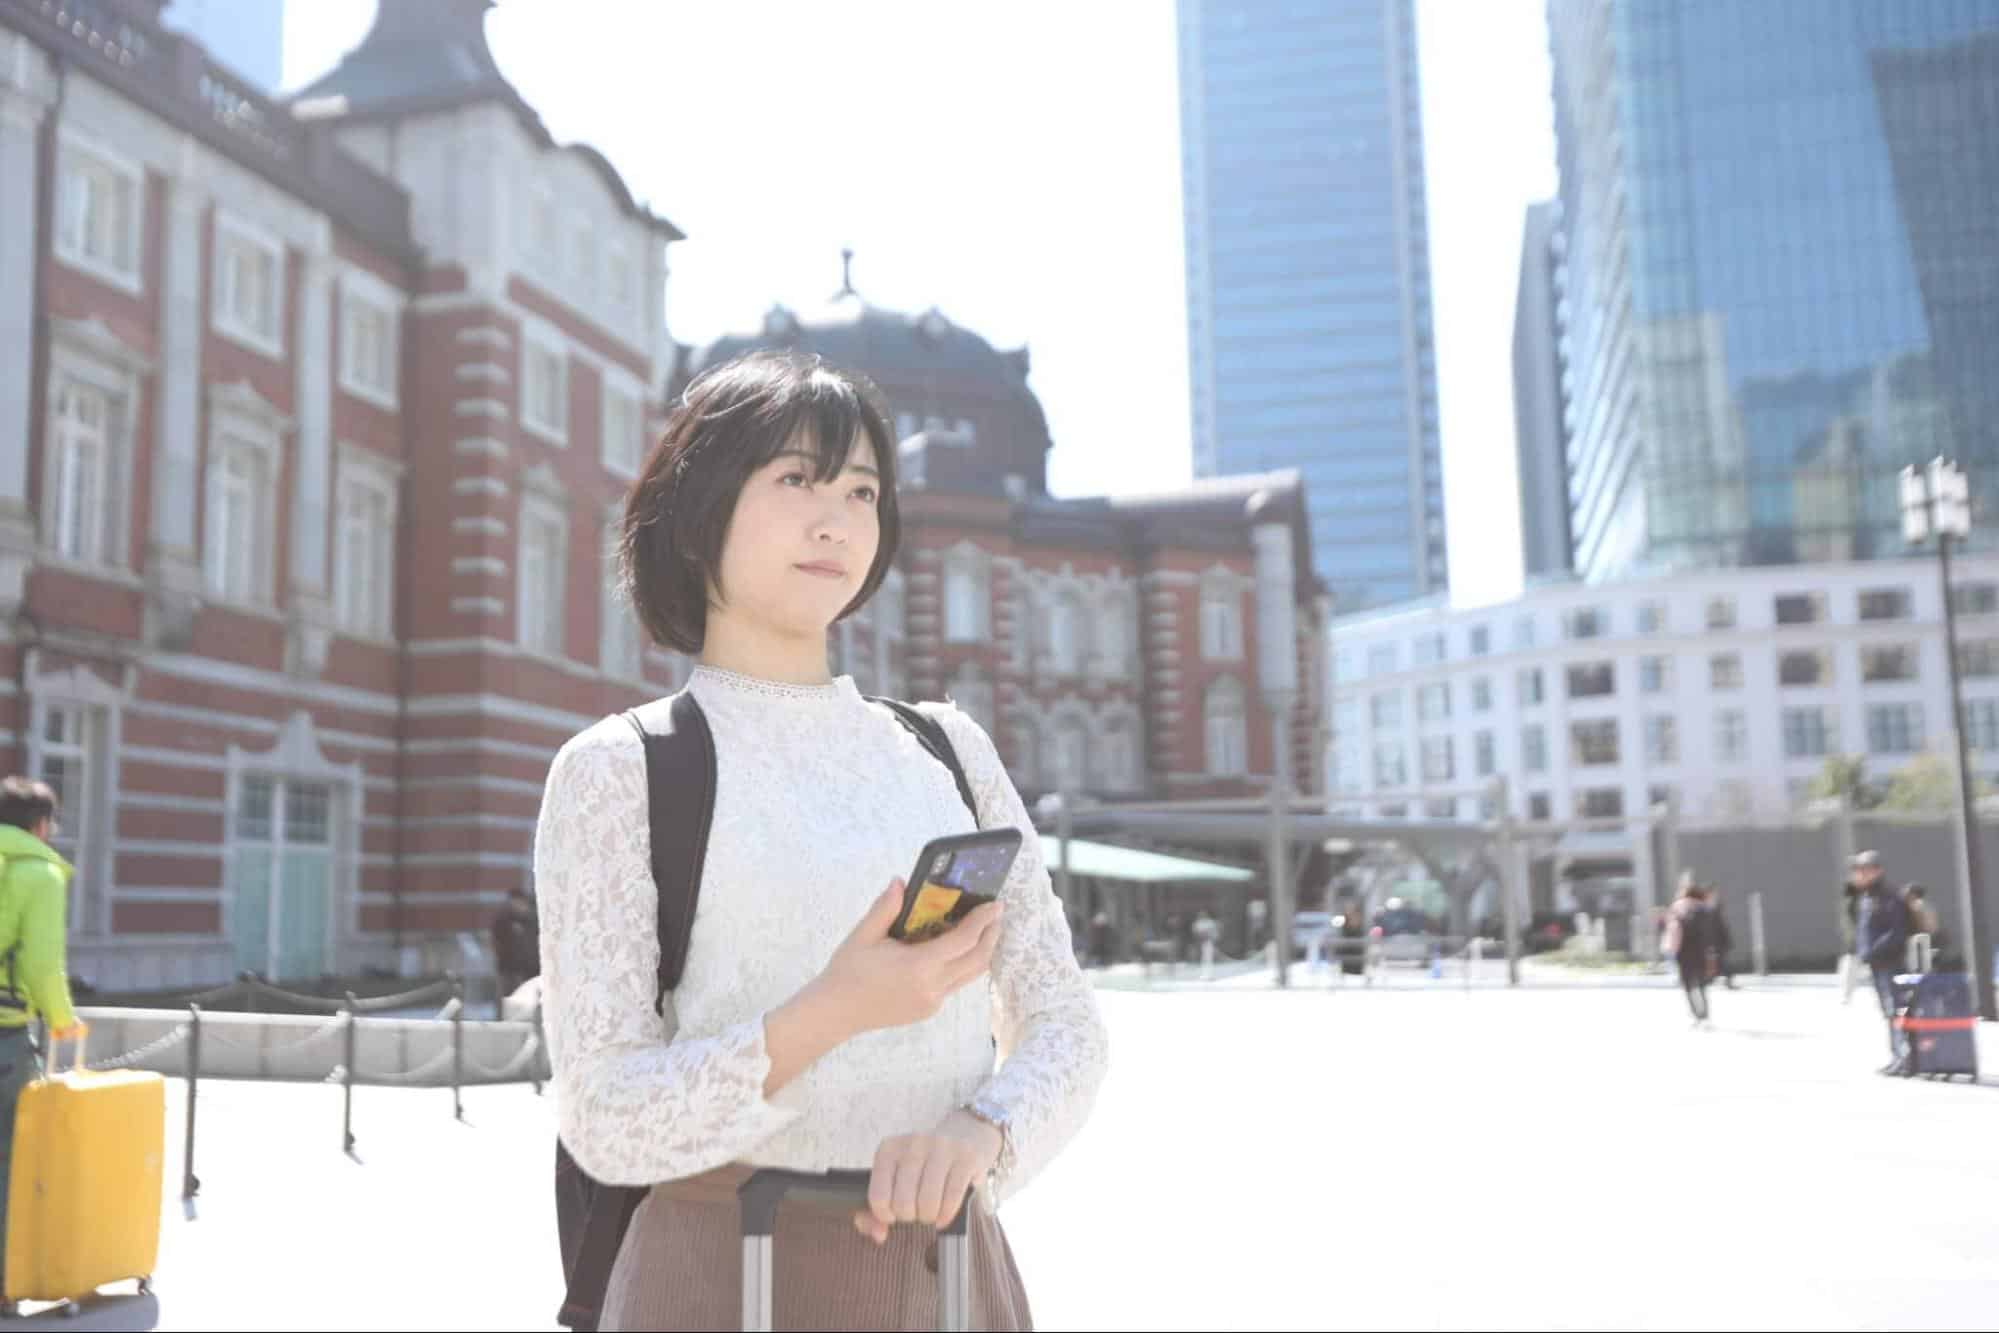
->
<box><xmin>1326</xmin><ymin>555</ymin><xmax>1999</xmax><ymax>830</ymax></box>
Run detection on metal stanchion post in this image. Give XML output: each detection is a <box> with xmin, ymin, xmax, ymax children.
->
<box><xmin>342</xmin><ymin>992</ymin><xmax>359</xmax><ymax>1156</ymax></box>
<box><xmin>1750</xmin><ymin>891</ymin><xmax>1769</xmax><ymax>977</ymax></box>
<box><xmin>451</xmin><ymin>974</ymin><xmax>465</xmax><ymax>1122</ymax></box>
<box><xmin>183</xmin><ymin>1003</ymin><xmax>202</xmax><ymax>1218</ymax></box>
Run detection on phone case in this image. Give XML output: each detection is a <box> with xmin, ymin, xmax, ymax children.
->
<box><xmin>889</xmin><ymin>829</ymin><xmax>1022</xmax><ymax>942</ymax></box>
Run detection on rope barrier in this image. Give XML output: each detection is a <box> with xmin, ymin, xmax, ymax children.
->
<box><xmin>87</xmin><ymin>1023</ymin><xmax>191</xmax><ymax>1070</ymax></box>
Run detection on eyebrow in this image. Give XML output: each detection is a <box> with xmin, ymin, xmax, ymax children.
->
<box><xmin>778</xmin><ymin>448</ymin><xmax>879</xmax><ymax>479</ymax></box>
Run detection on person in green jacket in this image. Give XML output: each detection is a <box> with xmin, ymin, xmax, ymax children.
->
<box><xmin>0</xmin><ymin>775</ymin><xmax>83</xmax><ymax>1292</ymax></box>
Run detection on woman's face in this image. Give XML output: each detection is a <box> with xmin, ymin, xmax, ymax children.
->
<box><xmin>711</xmin><ymin>429</ymin><xmax>882</xmax><ymax>640</ymax></box>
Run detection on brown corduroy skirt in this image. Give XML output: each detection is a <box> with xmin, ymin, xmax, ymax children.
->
<box><xmin>600</xmin><ymin>1165</ymin><xmax>1034</xmax><ymax>1332</ymax></box>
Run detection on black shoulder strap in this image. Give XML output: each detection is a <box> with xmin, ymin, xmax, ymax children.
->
<box><xmin>869</xmin><ymin>696</ymin><xmax>979</xmax><ymax>823</ymax></box>
<box><xmin>558</xmin><ymin>691</ymin><xmax>715</xmax><ymax>1333</ymax></box>
<box><xmin>623</xmin><ymin>690</ymin><xmax>715</xmax><ymax>1014</ymax></box>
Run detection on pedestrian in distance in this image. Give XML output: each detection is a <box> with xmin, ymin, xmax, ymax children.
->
<box><xmin>1665</xmin><ymin>872</ymin><xmax>1719</xmax><ymax>1026</ymax></box>
<box><xmin>533</xmin><ymin>351</ymin><xmax>1108</xmax><ymax>1330</ymax></box>
<box><xmin>0</xmin><ymin>776</ymin><xmax>85</xmax><ymax>1311</ymax></box>
<box><xmin>1850</xmin><ymin>850</ymin><xmax>1912</xmax><ymax>1074</ymax></box>
<box><xmin>1708</xmin><ymin>887</ymin><xmax>1738</xmax><ymax>990</ymax></box>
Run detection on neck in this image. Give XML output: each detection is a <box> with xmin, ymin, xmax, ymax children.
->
<box><xmin>697</xmin><ymin>611</ymin><xmax>834</xmax><ymax>686</ymax></box>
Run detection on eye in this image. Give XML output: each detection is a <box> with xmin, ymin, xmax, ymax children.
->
<box><xmin>851</xmin><ymin>483</ymin><xmax>879</xmax><ymax>504</ymax></box>
<box><xmin>779</xmin><ymin>470</ymin><xmax>811</xmax><ymax>488</ymax></box>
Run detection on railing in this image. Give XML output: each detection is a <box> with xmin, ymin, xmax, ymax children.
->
<box><xmin>8</xmin><ymin>1</ymin><xmax>412</xmax><ymax>251</ymax></box>
<box><xmin>71</xmin><ymin>972</ymin><xmax>549</xmax><ymax>1219</ymax></box>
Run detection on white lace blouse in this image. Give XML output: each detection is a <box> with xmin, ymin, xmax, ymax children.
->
<box><xmin>533</xmin><ymin>665</ymin><xmax>1109</xmax><ymax>1205</ymax></box>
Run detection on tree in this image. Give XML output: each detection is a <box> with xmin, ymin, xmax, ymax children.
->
<box><xmin>1806</xmin><ymin>754</ymin><xmax>1879</xmax><ymax>810</ymax></box>
<box><xmin>1877</xmin><ymin>751</ymin><xmax>1996</xmax><ymax>813</ymax></box>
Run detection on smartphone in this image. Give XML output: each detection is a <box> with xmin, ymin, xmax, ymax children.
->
<box><xmin>888</xmin><ymin>828</ymin><xmax>1024</xmax><ymax>943</ymax></box>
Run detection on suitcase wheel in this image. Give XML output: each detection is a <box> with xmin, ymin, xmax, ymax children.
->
<box><xmin>138</xmin><ymin>1278</ymin><xmax>153</xmax><ymax>1296</ymax></box>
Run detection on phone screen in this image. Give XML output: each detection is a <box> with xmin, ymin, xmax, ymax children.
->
<box><xmin>893</xmin><ymin>833</ymin><xmax>1021</xmax><ymax>942</ymax></box>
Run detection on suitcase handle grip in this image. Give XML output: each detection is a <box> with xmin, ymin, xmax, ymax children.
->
<box><xmin>50</xmin><ymin>1027</ymin><xmax>86</xmax><ymax>1074</ymax></box>
<box><xmin>737</xmin><ymin>1168</ymin><xmax>972</xmax><ymax>1239</ymax></box>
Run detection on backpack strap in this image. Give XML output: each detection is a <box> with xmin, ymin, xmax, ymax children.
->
<box><xmin>624</xmin><ymin>689</ymin><xmax>716</xmax><ymax>1013</ymax></box>
<box><xmin>558</xmin><ymin>691</ymin><xmax>713</xmax><ymax>1332</ymax></box>
<box><xmin>869</xmin><ymin>696</ymin><xmax>979</xmax><ymax>823</ymax></box>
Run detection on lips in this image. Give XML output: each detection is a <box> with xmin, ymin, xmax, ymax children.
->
<box><xmin>794</xmin><ymin>562</ymin><xmax>847</xmax><ymax>579</ymax></box>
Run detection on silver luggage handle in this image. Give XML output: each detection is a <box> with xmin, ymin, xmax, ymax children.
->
<box><xmin>738</xmin><ymin>1168</ymin><xmax>972</xmax><ymax>1332</ymax></box>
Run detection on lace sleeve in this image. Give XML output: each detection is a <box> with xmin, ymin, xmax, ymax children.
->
<box><xmin>924</xmin><ymin>705</ymin><xmax>1110</xmax><ymax>1204</ymax></box>
<box><xmin>533</xmin><ymin>722</ymin><xmax>801</xmax><ymax>1187</ymax></box>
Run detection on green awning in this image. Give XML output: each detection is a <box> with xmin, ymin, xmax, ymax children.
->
<box><xmin>1039</xmin><ymin>835</ymin><xmax>1253</xmax><ymax>884</ymax></box>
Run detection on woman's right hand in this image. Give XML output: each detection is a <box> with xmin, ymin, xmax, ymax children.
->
<box><xmin>814</xmin><ymin>879</ymin><xmax>1005</xmax><ymax>1036</ymax></box>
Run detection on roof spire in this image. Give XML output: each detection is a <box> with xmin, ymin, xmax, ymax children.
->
<box><xmin>838</xmin><ymin>247</ymin><xmax>856</xmax><ymax>297</ymax></box>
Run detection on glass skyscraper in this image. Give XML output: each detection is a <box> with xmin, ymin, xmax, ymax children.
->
<box><xmin>1550</xmin><ymin>0</ymin><xmax>1999</xmax><ymax>580</ymax></box>
<box><xmin>1178</xmin><ymin>0</ymin><xmax>1444</xmax><ymax>611</ymax></box>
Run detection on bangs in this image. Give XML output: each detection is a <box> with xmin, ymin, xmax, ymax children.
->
<box><xmin>742</xmin><ymin>366</ymin><xmax>883</xmax><ymax>482</ymax></box>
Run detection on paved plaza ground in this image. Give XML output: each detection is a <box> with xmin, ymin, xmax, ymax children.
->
<box><xmin>32</xmin><ymin>969</ymin><xmax>1999</xmax><ymax>1330</ymax></box>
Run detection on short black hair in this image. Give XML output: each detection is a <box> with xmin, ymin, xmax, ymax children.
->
<box><xmin>0</xmin><ymin>776</ymin><xmax>58</xmax><ymax>831</ymax></box>
<box><xmin>621</xmin><ymin>350</ymin><xmax>901</xmax><ymax>654</ymax></box>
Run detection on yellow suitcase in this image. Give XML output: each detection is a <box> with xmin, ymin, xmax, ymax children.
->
<box><xmin>3</xmin><ymin>1033</ymin><xmax>164</xmax><ymax>1303</ymax></box>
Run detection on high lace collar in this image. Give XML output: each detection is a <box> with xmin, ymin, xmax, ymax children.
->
<box><xmin>687</xmin><ymin>663</ymin><xmax>861</xmax><ymax>705</ymax></box>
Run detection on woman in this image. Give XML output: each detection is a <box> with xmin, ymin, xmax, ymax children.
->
<box><xmin>534</xmin><ymin>350</ymin><xmax>1109</xmax><ymax>1330</ymax></box>
<box><xmin>1665</xmin><ymin>873</ymin><xmax>1716</xmax><ymax>1025</ymax></box>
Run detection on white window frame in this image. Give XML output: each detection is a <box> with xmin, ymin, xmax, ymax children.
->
<box><xmin>521</xmin><ymin>323</ymin><xmax>569</xmax><ymax>446</ymax></box>
<box><xmin>337</xmin><ymin>269</ymin><xmax>403</xmax><ymax>410</ymax></box>
<box><xmin>600</xmin><ymin>501</ymin><xmax>643</xmax><ymax>680</ymax></box>
<box><xmin>1204</xmin><ymin>675</ymin><xmax>1248</xmax><ymax>777</ymax></box>
<box><xmin>1051</xmin><ymin>716</ymin><xmax>1091</xmax><ymax>793</ymax></box>
<box><xmin>518</xmin><ymin>486</ymin><xmax>569</xmax><ymax>657</ymax></box>
<box><xmin>1715</xmin><ymin>709</ymin><xmax>1748</xmax><ymax>762</ymax></box>
<box><xmin>25</xmin><ymin>664</ymin><xmax>125</xmax><ymax>937</ymax></box>
<box><xmin>600</xmin><ymin>369</ymin><xmax>644</xmax><ymax>480</ymax></box>
<box><xmin>53</xmin><ymin>130</ymin><xmax>143</xmax><ymax>295</ymax></box>
<box><xmin>1200</xmin><ymin>574</ymin><xmax>1244</xmax><ymax>661</ymax></box>
<box><xmin>943</xmin><ymin>547</ymin><xmax>990</xmax><ymax>643</ymax></box>
<box><xmin>333</xmin><ymin>444</ymin><xmax>401</xmax><ymax>641</ymax></box>
<box><xmin>203</xmin><ymin>384</ymin><xmax>287</xmax><ymax>608</ymax></box>
<box><xmin>41</xmin><ymin>327</ymin><xmax>146</xmax><ymax>573</ymax></box>
<box><xmin>1096</xmin><ymin>586</ymin><xmax>1137</xmax><ymax>679</ymax></box>
<box><xmin>211</xmin><ymin>210</ymin><xmax>287</xmax><ymax>359</ymax></box>
<box><xmin>1049</xmin><ymin>587</ymin><xmax>1085</xmax><ymax>676</ymax></box>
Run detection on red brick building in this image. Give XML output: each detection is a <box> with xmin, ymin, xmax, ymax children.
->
<box><xmin>0</xmin><ymin>0</ymin><xmax>1324</xmax><ymax>994</ymax></box>
<box><xmin>685</xmin><ymin>279</ymin><xmax>1330</xmax><ymax>810</ymax></box>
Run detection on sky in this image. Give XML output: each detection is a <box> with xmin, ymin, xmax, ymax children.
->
<box><xmin>282</xmin><ymin>0</ymin><xmax>1557</xmax><ymax>610</ymax></box>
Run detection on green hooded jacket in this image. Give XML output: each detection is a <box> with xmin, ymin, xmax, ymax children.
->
<box><xmin>0</xmin><ymin>822</ymin><xmax>77</xmax><ymax>1030</ymax></box>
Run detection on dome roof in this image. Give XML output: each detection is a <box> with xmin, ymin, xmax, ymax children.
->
<box><xmin>681</xmin><ymin>252</ymin><xmax>1053</xmax><ymax>497</ymax></box>
<box><xmin>690</xmin><ymin>277</ymin><xmax>1035</xmax><ymax>396</ymax></box>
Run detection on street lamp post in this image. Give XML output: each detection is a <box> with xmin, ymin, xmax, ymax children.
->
<box><xmin>1900</xmin><ymin>457</ymin><xmax>1996</xmax><ymax>1021</ymax></box>
<box><xmin>1250</xmin><ymin>491</ymin><xmax>1300</xmax><ymax>989</ymax></box>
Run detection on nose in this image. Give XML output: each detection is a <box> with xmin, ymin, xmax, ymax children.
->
<box><xmin>809</xmin><ymin>499</ymin><xmax>851</xmax><ymax>545</ymax></box>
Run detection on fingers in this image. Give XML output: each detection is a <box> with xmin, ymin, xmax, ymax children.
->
<box><xmin>916</xmin><ymin>900</ymin><xmax>1005</xmax><ymax>963</ymax></box>
<box><xmin>937</xmin><ymin>1157</ymin><xmax>979</xmax><ymax>1229</ymax></box>
<box><xmin>851</xmin><ymin>879</ymin><xmax>906</xmax><ymax>945</ymax></box>
<box><xmin>943</xmin><ymin>908</ymin><xmax>1007</xmax><ymax>990</ymax></box>
<box><xmin>914</xmin><ymin>1149</ymin><xmax>949</xmax><ymax>1229</ymax></box>
<box><xmin>891</xmin><ymin>1151</ymin><xmax>923</xmax><ymax>1227</ymax></box>
<box><xmin>868</xmin><ymin>1138</ymin><xmax>902</xmax><ymax>1233</ymax></box>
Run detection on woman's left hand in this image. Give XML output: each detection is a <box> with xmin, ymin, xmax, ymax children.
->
<box><xmin>852</xmin><ymin>1110</ymin><xmax>1003</xmax><ymax>1244</ymax></box>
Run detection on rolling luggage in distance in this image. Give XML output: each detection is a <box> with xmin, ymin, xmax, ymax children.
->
<box><xmin>4</xmin><ymin>1032</ymin><xmax>165</xmax><ymax>1307</ymax></box>
<box><xmin>1894</xmin><ymin>972</ymin><xmax>1979</xmax><ymax>1081</ymax></box>
<box><xmin>737</xmin><ymin>1168</ymin><xmax>971</xmax><ymax>1333</ymax></box>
